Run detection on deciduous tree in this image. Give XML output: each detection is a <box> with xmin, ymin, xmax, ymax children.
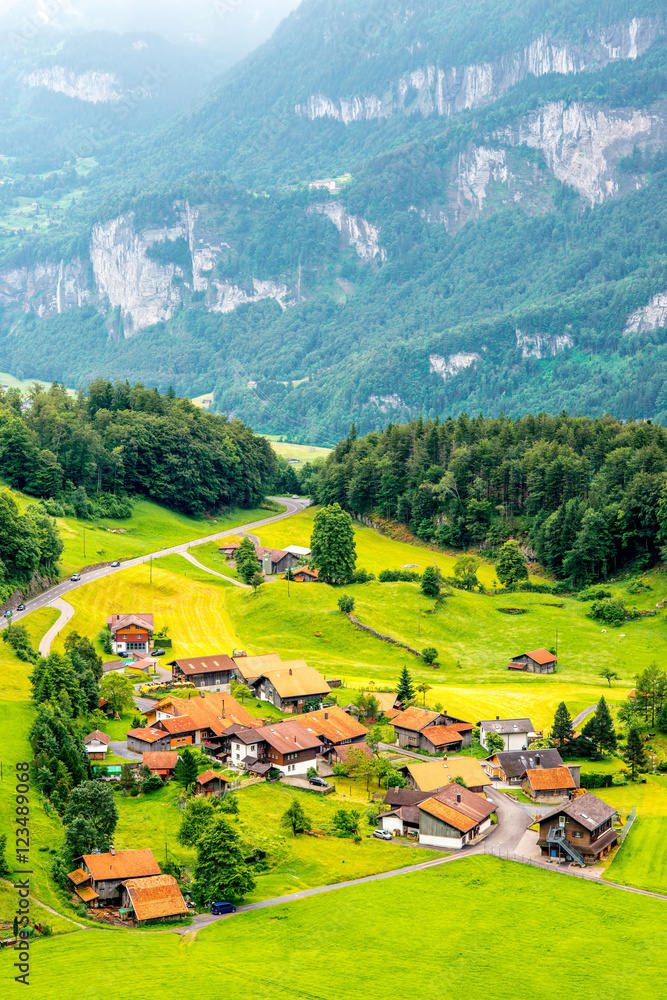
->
<box><xmin>178</xmin><ymin>796</ymin><xmax>215</xmax><ymax>846</ymax></box>
<box><xmin>310</xmin><ymin>503</ymin><xmax>356</xmax><ymax>585</ymax></box>
<box><xmin>495</xmin><ymin>539</ymin><xmax>529</xmax><ymax>589</ymax></box>
<box><xmin>192</xmin><ymin>815</ymin><xmax>256</xmax><ymax>904</ymax></box>
<box><xmin>281</xmin><ymin>799</ymin><xmax>311</xmax><ymax>837</ymax></box>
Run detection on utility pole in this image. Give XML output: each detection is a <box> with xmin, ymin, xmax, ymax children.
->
<box><xmin>82</xmin><ymin>525</ymin><xmax>86</xmax><ymax>559</ymax></box>
<box><xmin>418</xmin><ymin>593</ymin><xmax>421</xmax><ymax>637</ymax></box>
<box><xmin>555</xmin><ymin>628</ymin><xmax>558</xmax><ymax>658</ymax></box>
<box><xmin>150</xmin><ymin>557</ymin><xmax>153</xmax><ymax>585</ymax></box>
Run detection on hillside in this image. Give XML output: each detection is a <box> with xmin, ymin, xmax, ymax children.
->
<box><xmin>1</xmin><ymin>0</ymin><xmax>667</xmax><ymax>441</ymax></box>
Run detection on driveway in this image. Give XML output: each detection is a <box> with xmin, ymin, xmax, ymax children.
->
<box><xmin>109</xmin><ymin>741</ymin><xmax>143</xmax><ymax>761</ymax></box>
<box><xmin>483</xmin><ymin>786</ymin><xmax>532</xmax><ymax>852</ymax></box>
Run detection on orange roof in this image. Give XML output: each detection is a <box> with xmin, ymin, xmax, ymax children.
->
<box><xmin>525</xmin><ymin>648</ymin><xmax>557</xmax><ymax>664</ymax></box>
<box><xmin>196</xmin><ymin>769</ymin><xmax>229</xmax><ymax>786</ymax></box>
<box><xmin>422</xmin><ymin>724</ymin><xmax>472</xmax><ymax>748</ymax></box>
<box><xmin>143</xmin><ymin>752</ymin><xmax>178</xmax><ymax>770</ymax></box>
<box><xmin>67</xmin><ymin>868</ymin><xmax>90</xmax><ymax>886</ymax></box>
<box><xmin>123</xmin><ymin>874</ymin><xmax>188</xmax><ymax>922</ymax></box>
<box><xmin>151</xmin><ymin>692</ymin><xmax>260</xmax><ymax>736</ymax></box>
<box><xmin>75</xmin><ymin>886</ymin><xmax>99</xmax><ymax>903</ymax></box>
<box><xmin>158</xmin><ymin>716</ymin><xmax>197</xmax><ymax>734</ymax></box>
<box><xmin>525</xmin><ymin>766</ymin><xmax>575</xmax><ymax>791</ymax></box>
<box><xmin>291</xmin><ymin>706</ymin><xmax>368</xmax><ymax>744</ymax></box>
<box><xmin>83</xmin><ymin>849</ymin><xmax>161</xmax><ymax>882</ymax></box>
<box><xmin>233</xmin><ymin>653</ymin><xmax>282</xmax><ymax>680</ymax></box>
<box><xmin>419</xmin><ymin>797</ymin><xmax>479</xmax><ymax>833</ymax></box>
<box><xmin>126</xmin><ymin>727</ymin><xmax>166</xmax><ymax>744</ymax></box>
<box><xmin>259</xmin><ymin>663</ymin><xmax>330</xmax><ymax>699</ymax></box>
<box><xmin>390</xmin><ymin>707</ymin><xmax>440</xmax><ymax>733</ymax></box>
<box><xmin>293</xmin><ymin>567</ymin><xmax>319</xmax><ymax>580</ymax></box>
<box><xmin>418</xmin><ymin>785</ymin><xmax>494</xmax><ymax>833</ymax></box>
<box><xmin>386</xmin><ymin>708</ymin><xmax>401</xmax><ymax>721</ymax></box>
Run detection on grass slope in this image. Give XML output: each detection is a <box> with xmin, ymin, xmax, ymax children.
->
<box><xmin>7</xmin><ymin>857</ymin><xmax>667</xmax><ymax>1000</ymax></box>
<box><xmin>605</xmin><ymin>815</ymin><xmax>667</xmax><ymax>895</ymax></box>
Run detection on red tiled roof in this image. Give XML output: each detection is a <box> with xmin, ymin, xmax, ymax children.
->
<box><xmin>75</xmin><ymin>886</ymin><xmax>99</xmax><ymax>903</ymax></box>
<box><xmin>196</xmin><ymin>769</ymin><xmax>229</xmax><ymax>786</ymax></box>
<box><xmin>142</xmin><ymin>752</ymin><xmax>178</xmax><ymax>771</ymax></box>
<box><xmin>158</xmin><ymin>716</ymin><xmax>197</xmax><ymax>734</ymax></box>
<box><xmin>418</xmin><ymin>785</ymin><xmax>494</xmax><ymax>833</ymax></box>
<box><xmin>84</xmin><ymin>730</ymin><xmax>110</xmax><ymax>745</ymax></box>
<box><xmin>126</xmin><ymin>727</ymin><xmax>166</xmax><ymax>744</ymax></box>
<box><xmin>525</xmin><ymin>648</ymin><xmax>557</xmax><ymax>664</ymax></box>
<box><xmin>67</xmin><ymin>868</ymin><xmax>90</xmax><ymax>886</ymax></box>
<box><xmin>525</xmin><ymin>766</ymin><xmax>576</xmax><ymax>791</ymax></box>
<box><xmin>107</xmin><ymin>613</ymin><xmax>154</xmax><ymax>634</ymax></box>
<box><xmin>83</xmin><ymin>849</ymin><xmax>160</xmax><ymax>882</ymax></box>
<box><xmin>123</xmin><ymin>874</ymin><xmax>187</xmax><ymax>922</ymax></box>
<box><xmin>390</xmin><ymin>707</ymin><xmax>440</xmax><ymax>733</ymax></box>
<box><xmin>234</xmin><ymin>720</ymin><xmax>322</xmax><ymax>755</ymax></box>
<box><xmin>422</xmin><ymin>724</ymin><xmax>472</xmax><ymax>748</ymax></box>
<box><xmin>292</xmin><ymin>706</ymin><xmax>368</xmax><ymax>744</ymax></box>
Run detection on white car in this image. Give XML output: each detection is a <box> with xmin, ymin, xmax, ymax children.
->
<box><xmin>372</xmin><ymin>829</ymin><xmax>392</xmax><ymax>841</ymax></box>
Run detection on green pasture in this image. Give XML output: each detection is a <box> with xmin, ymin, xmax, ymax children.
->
<box><xmin>605</xmin><ymin>815</ymin><xmax>667</xmax><ymax>895</ymax></box>
<box><xmin>265</xmin><ymin>438</ymin><xmax>331</xmax><ymax>463</ymax></box>
<box><xmin>6</xmin><ymin>857</ymin><xmax>667</xmax><ymax>1000</ymax></box>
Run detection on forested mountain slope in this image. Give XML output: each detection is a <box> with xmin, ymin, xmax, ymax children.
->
<box><xmin>1</xmin><ymin>0</ymin><xmax>667</xmax><ymax>443</ymax></box>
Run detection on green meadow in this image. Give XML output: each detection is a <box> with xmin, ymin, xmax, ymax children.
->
<box><xmin>4</xmin><ymin>857</ymin><xmax>666</xmax><ymax>1000</ymax></box>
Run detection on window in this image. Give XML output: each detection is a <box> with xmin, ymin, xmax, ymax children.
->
<box><xmin>573</xmin><ymin>831</ymin><xmax>582</xmax><ymax>838</ymax></box>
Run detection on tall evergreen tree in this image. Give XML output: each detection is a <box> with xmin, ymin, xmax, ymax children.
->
<box><xmin>623</xmin><ymin>726</ymin><xmax>649</xmax><ymax>780</ymax></box>
<box><xmin>310</xmin><ymin>503</ymin><xmax>356</xmax><ymax>585</ymax></box>
<box><xmin>582</xmin><ymin>696</ymin><xmax>617</xmax><ymax>754</ymax></box>
<box><xmin>551</xmin><ymin>702</ymin><xmax>574</xmax><ymax>748</ymax></box>
<box><xmin>174</xmin><ymin>747</ymin><xmax>198</xmax><ymax>792</ymax></box>
<box><xmin>396</xmin><ymin>666</ymin><xmax>414</xmax><ymax>705</ymax></box>
<box><xmin>235</xmin><ymin>536</ymin><xmax>259</xmax><ymax>585</ymax></box>
<box><xmin>192</xmin><ymin>815</ymin><xmax>256</xmax><ymax>905</ymax></box>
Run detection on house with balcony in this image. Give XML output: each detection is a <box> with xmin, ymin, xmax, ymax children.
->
<box><xmin>106</xmin><ymin>613</ymin><xmax>154</xmax><ymax>656</ymax></box>
<box><xmin>229</xmin><ymin>720</ymin><xmax>322</xmax><ymax>776</ymax></box>
<box><xmin>537</xmin><ymin>792</ymin><xmax>619</xmax><ymax>865</ymax></box>
<box><xmin>391</xmin><ymin>706</ymin><xmax>473</xmax><ymax>750</ymax></box>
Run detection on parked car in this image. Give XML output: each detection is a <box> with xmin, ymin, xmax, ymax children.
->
<box><xmin>210</xmin><ymin>901</ymin><xmax>237</xmax><ymax>915</ymax></box>
<box><xmin>372</xmin><ymin>829</ymin><xmax>393</xmax><ymax>841</ymax></box>
<box><xmin>3</xmin><ymin>610</ymin><xmax>12</xmax><ymax>619</ymax></box>
<box><xmin>16</xmin><ymin>604</ymin><xmax>26</xmax><ymax>612</ymax></box>
<box><xmin>152</xmin><ymin>649</ymin><xmax>166</xmax><ymax>657</ymax></box>
<box><xmin>71</xmin><ymin>573</ymin><xmax>81</xmax><ymax>582</ymax></box>
<box><xmin>309</xmin><ymin>776</ymin><xmax>329</xmax><ymax>787</ymax></box>
<box><xmin>291</xmin><ymin>494</ymin><xmax>300</xmax><ymax>499</ymax></box>
<box><xmin>110</xmin><ymin>561</ymin><xmax>120</xmax><ymax>568</ymax></box>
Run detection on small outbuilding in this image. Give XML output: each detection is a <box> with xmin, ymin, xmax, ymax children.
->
<box><xmin>83</xmin><ymin>730</ymin><xmax>110</xmax><ymax>761</ymax></box>
<box><xmin>194</xmin><ymin>769</ymin><xmax>230</xmax><ymax>798</ymax></box>
<box><xmin>522</xmin><ymin>766</ymin><xmax>576</xmax><ymax>803</ymax></box>
<box><xmin>508</xmin><ymin>648</ymin><xmax>557</xmax><ymax>673</ymax></box>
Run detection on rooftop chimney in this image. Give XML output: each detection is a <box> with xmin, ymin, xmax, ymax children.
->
<box><xmin>109</xmin><ymin>845</ymin><xmax>116</xmax><ymax>856</ymax></box>
<box><xmin>289</xmin><ymin>668</ymin><xmax>293</xmax><ymax>675</ymax></box>
<box><xmin>324</xmin><ymin>711</ymin><xmax>328</xmax><ymax>720</ymax></box>
<box><xmin>456</xmin><ymin>793</ymin><xmax>461</xmax><ymax>803</ymax></box>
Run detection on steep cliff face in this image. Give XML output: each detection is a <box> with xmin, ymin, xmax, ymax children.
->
<box><xmin>23</xmin><ymin>67</ymin><xmax>123</xmax><ymax>103</ymax></box>
<box><xmin>516</xmin><ymin>329</ymin><xmax>574</xmax><ymax>358</ymax></box>
<box><xmin>0</xmin><ymin>260</ymin><xmax>92</xmax><ymax>318</ymax></box>
<box><xmin>311</xmin><ymin>201</ymin><xmax>385</xmax><ymax>261</ymax></box>
<box><xmin>625</xmin><ymin>293</ymin><xmax>667</xmax><ymax>333</ymax></box>
<box><xmin>207</xmin><ymin>278</ymin><xmax>289</xmax><ymax>314</ymax></box>
<box><xmin>295</xmin><ymin>17</ymin><xmax>663</xmax><ymax>125</ymax></box>
<box><xmin>502</xmin><ymin>101</ymin><xmax>661</xmax><ymax>204</ymax></box>
<box><xmin>429</xmin><ymin>352</ymin><xmax>481</xmax><ymax>381</ymax></box>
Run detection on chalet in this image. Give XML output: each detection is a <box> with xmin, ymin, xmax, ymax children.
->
<box><xmin>127</xmin><ymin>713</ymin><xmax>213</xmax><ymax>752</ymax></box>
<box><xmin>120</xmin><ymin>874</ymin><xmax>187</xmax><ymax>924</ymax></box>
<box><xmin>194</xmin><ymin>769</ymin><xmax>230</xmax><ymax>798</ymax></box>
<box><xmin>126</xmin><ymin>726</ymin><xmax>173</xmax><ymax>754</ymax></box>
<box><xmin>522</xmin><ymin>766</ymin><xmax>576</xmax><ymax>803</ymax></box>
<box><xmin>229</xmin><ymin>720</ymin><xmax>322</xmax><ymax>776</ymax></box>
<box><xmin>508</xmin><ymin>648</ymin><xmax>557</xmax><ymax>674</ymax></box>
<box><xmin>67</xmin><ymin>848</ymin><xmax>160</xmax><ymax>907</ymax></box>
<box><xmin>83</xmin><ymin>730</ymin><xmax>109</xmax><ymax>761</ymax></box>
<box><xmin>420</xmin><ymin>724</ymin><xmax>474</xmax><ymax>753</ymax></box>
<box><xmin>144</xmin><ymin>691</ymin><xmax>259</xmax><ymax>739</ymax></box>
<box><xmin>418</xmin><ymin>785</ymin><xmax>495</xmax><ymax>850</ymax></box>
<box><xmin>291</xmin><ymin>567</ymin><xmax>319</xmax><ymax>583</ymax></box>
<box><xmin>391</xmin><ymin>706</ymin><xmax>473</xmax><ymax>750</ymax></box>
<box><xmin>402</xmin><ymin>758</ymin><xmax>492</xmax><ymax>794</ymax></box>
<box><xmin>251</xmin><ymin>662</ymin><xmax>331</xmax><ymax>713</ymax></box>
<box><xmin>169</xmin><ymin>653</ymin><xmax>236</xmax><ymax>692</ymax></box>
<box><xmin>106</xmin><ymin>613</ymin><xmax>154</xmax><ymax>656</ymax></box>
<box><xmin>376</xmin><ymin>805</ymin><xmax>420</xmax><ymax>838</ymax></box>
<box><xmin>479</xmin><ymin>716</ymin><xmax>536</xmax><ymax>751</ymax></box>
<box><xmin>291</xmin><ymin>706</ymin><xmax>368</xmax><ymax>760</ymax></box>
<box><xmin>142</xmin><ymin>752</ymin><xmax>178</xmax><ymax>778</ymax></box>
<box><xmin>483</xmin><ymin>748</ymin><xmax>567</xmax><ymax>785</ymax></box>
<box><xmin>537</xmin><ymin>793</ymin><xmax>619</xmax><ymax>864</ymax></box>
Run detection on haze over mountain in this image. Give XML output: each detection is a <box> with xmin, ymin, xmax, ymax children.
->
<box><xmin>1</xmin><ymin>0</ymin><xmax>666</xmax><ymax>444</ymax></box>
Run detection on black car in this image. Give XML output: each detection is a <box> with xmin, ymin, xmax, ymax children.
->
<box><xmin>210</xmin><ymin>901</ymin><xmax>237</xmax><ymax>915</ymax></box>
<box><xmin>17</xmin><ymin>604</ymin><xmax>26</xmax><ymax>612</ymax></box>
<box><xmin>152</xmin><ymin>649</ymin><xmax>166</xmax><ymax>657</ymax></box>
<box><xmin>309</xmin><ymin>776</ymin><xmax>329</xmax><ymax>787</ymax></box>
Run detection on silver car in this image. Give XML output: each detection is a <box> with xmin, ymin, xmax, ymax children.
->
<box><xmin>372</xmin><ymin>829</ymin><xmax>393</xmax><ymax>841</ymax></box>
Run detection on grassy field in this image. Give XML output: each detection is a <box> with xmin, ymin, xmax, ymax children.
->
<box><xmin>265</xmin><ymin>438</ymin><xmax>331</xmax><ymax>464</ymax></box>
<box><xmin>53</xmin><ymin>555</ymin><xmax>243</xmax><ymax>659</ymax></box>
<box><xmin>6</xmin><ymin>483</ymin><xmax>278</xmax><ymax>577</ymax></box>
<box><xmin>6</xmin><ymin>856</ymin><xmax>667</xmax><ymax>999</ymax></box>
<box><xmin>604</xmin><ymin>816</ymin><xmax>667</xmax><ymax>894</ymax></box>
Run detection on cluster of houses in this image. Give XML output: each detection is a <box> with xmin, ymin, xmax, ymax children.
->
<box><xmin>67</xmin><ymin>847</ymin><xmax>188</xmax><ymax>924</ymax></box>
<box><xmin>219</xmin><ymin>540</ymin><xmax>318</xmax><ymax>581</ymax></box>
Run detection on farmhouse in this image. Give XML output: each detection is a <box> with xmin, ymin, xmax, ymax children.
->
<box><xmin>219</xmin><ymin>542</ymin><xmax>308</xmax><ymax>575</ymax></box>
<box><xmin>120</xmin><ymin>874</ymin><xmax>188</xmax><ymax>924</ymax></box>
<box><xmin>229</xmin><ymin>720</ymin><xmax>322</xmax><ymax>776</ymax></box>
<box><xmin>67</xmin><ymin>848</ymin><xmax>161</xmax><ymax>907</ymax></box>
<box><xmin>251</xmin><ymin>662</ymin><xmax>331</xmax><ymax>713</ymax></box>
<box><xmin>142</xmin><ymin>752</ymin><xmax>179</xmax><ymax>777</ymax></box>
<box><xmin>331</xmin><ymin>741</ymin><xmax>374</xmax><ymax>766</ymax></box>
<box><xmin>391</xmin><ymin>706</ymin><xmax>473</xmax><ymax>750</ymax></box>
<box><xmin>508</xmin><ymin>648</ymin><xmax>557</xmax><ymax>673</ymax></box>
<box><xmin>83</xmin><ymin>730</ymin><xmax>109</xmax><ymax>761</ymax></box>
<box><xmin>403</xmin><ymin>757</ymin><xmax>492</xmax><ymax>794</ymax></box>
<box><xmin>232</xmin><ymin>652</ymin><xmax>282</xmax><ymax>685</ymax></box>
<box><xmin>106</xmin><ymin>613</ymin><xmax>154</xmax><ymax>656</ymax></box>
<box><xmin>126</xmin><ymin>726</ymin><xmax>173</xmax><ymax>753</ymax></box>
<box><xmin>144</xmin><ymin>691</ymin><xmax>259</xmax><ymax>734</ymax></box>
<box><xmin>291</xmin><ymin>706</ymin><xmax>368</xmax><ymax>760</ymax></box>
<box><xmin>363</xmin><ymin>691</ymin><xmax>400</xmax><ymax>716</ymax></box>
<box><xmin>291</xmin><ymin>567</ymin><xmax>319</xmax><ymax>582</ymax></box>
<box><xmin>168</xmin><ymin>653</ymin><xmax>236</xmax><ymax>692</ymax></box>
<box><xmin>418</xmin><ymin>785</ymin><xmax>495</xmax><ymax>850</ymax></box>
<box><xmin>522</xmin><ymin>766</ymin><xmax>576</xmax><ymax>803</ymax></box>
<box><xmin>483</xmin><ymin>748</ymin><xmax>569</xmax><ymax>785</ymax></box>
<box><xmin>537</xmin><ymin>792</ymin><xmax>619</xmax><ymax>864</ymax></box>
<box><xmin>194</xmin><ymin>769</ymin><xmax>230</xmax><ymax>798</ymax></box>
<box><xmin>479</xmin><ymin>717</ymin><xmax>536</xmax><ymax>751</ymax></box>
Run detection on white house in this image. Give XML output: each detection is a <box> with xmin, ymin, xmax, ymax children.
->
<box><xmin>479</xmin><ymin>716</ymin><xmax>535</xmax><ymax>751</ymax></box>
<box><xmin>229</xmin><ymin>720</ymin><xmax>321</xmax><ymax>777</ymax></box>
<box><xmin>417</xmin><ymin>785</ymin><xmax>495</xmax><ymax>850</ymax></box>
<box><xmin>83</xmin><ymin>730</ymin><xmax>110</xmax><ymax>761</ymax></box>
<box><xmin>106</xmin><ymin>613</ymin><xmax>154</xmax><ymax>656</ymax></box>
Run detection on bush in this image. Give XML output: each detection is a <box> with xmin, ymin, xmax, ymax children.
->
<box><xmin>351</xmin><ymin>568</ymin><xmax>375</xmax><ymax>583</ymax></box>
<box><xmin>580</xmin><ymin>772</ymin><xmax>616</xmax><ymax>788</ymax></box>
<box><xmin>378</xmin><ymin>569</ymin><xmax>420</xmax><ymax>582</ymax></box>
<box><xmin>422</xmin><ymin>647</ymin><xmax>438</xmax><ymax>665</ymax></box>
<box><xmin>587</xmin><ymin>598</ymin><xmax>639</xmax><ymax>626</ymax></box>
<box><xmin>577</xmin><ymin>587</ymin><xmax>613</xmax><ymax>602</ymax></box>
<box><xmin>337</xmin><ymin>595</ymin><xmax>355</xmax><ymax>614</ymax></box>
<box><xmin>141</xmin><ymin>773</ymin><xmax>164</xmax><ymax>793</ymax></box>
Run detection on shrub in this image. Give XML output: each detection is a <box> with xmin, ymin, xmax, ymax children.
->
<box><xmin>577</xmin><ymin>587</ymin><xmax>613</xmax><ymax>602</ymax></box>
<box><xmin>378</xmin><ymin>569</ymin><xmax>421</xmax><ymax>582</ymax></box>
<box><xmin>337</xmin><ymin>595</ymin><xmax>355</xmax><ymax>614</ymax></box>
<box><xmin>351</xmin><ymin>568</ymin><xmax>375</xmax><ymax>583</ymax></box>
<box><xmin>422</xmin><ymin>647</ymin><xmax>438</xmax><ymax>665</ymax></box>
<box><xmin>587</xmin><ymin>598</ymin><xmax>639</xmax><ymax>626</ymax></box>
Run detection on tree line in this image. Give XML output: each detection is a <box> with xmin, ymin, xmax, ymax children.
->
<box><xmin>305</xmin><ymin>413</ymin><xmax>667</xmax><ymax>586</ymax></box>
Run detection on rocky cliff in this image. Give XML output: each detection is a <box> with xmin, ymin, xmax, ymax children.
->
<box><xmin>296</xmin><ymin>17</ymin><xmax>663</xmax><ymax>125</ymax></box>
<box><xmin>625</xmin><ymin>293</ymin><xmax>667</xmax><ymax>333</ymax></box>
<box><xmin>23</xmin><ymin>67</ymin><xmax>123</xmax><ymax>103</ymax></box>
<box><xmin>310</xmin><ymin>202</ymin><xmax>385</xmax><ymax>261</ymax></box>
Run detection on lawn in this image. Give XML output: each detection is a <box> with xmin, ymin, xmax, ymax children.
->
<box><xmin>7</xmin><ymin>856</ymin><xmax>667</xmax><ymax>1000</ymax></box>
<box><xmin>6</xmin><ymin>483</ymin><xmax>279</xmax><ymax>577</ymax></box>
<box><xmin>604</xmin><ymin>815</ymin><xmax>667</xmax><ymax>894</ymax></box>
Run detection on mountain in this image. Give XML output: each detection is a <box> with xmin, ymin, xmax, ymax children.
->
<box><xmin>1</xmin><ymin>0</ymin><xmax>667</xmax><ymax>444</ymax></box>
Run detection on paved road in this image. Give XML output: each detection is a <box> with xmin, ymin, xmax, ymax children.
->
<box><xmin>38</xmin><ymin>597</ymin><xmax>74</xmax><ymax>656</ymax></box>
<box><xmin>109</xmin><ymin>741</ymin><xmax>143</xmax><ymax>761</ymax></box>
<box><xmin>0</xmin><ymin>496</ymin><xmax>308</xmax><ymax>642</ymax></box>
<box><xmin>573</xmin><ymin>704</ymin><xmax>598</xmax><ymax>727</ymax></box>
<box><xmin>483</xmin><ymin>785</ymin><xmax>532</xmax><ymax>850</ymax></box>
<box><xmin>182</xmin><ymin>550</ymin><xmax>249</xmax><ymax>588</ymax></box>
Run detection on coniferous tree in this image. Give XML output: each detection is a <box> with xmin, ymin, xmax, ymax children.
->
<box><xmin>235</xmin><ymin>537</ymin><xmax>259</xmax><ymax>585</ymax></box>
<box><xmin>582</xmin><ymin>696</ymin><xmax>617</xmax><ymax>754</ymax></box>
<box><xmin>192</xmin><ymin>815</ymin><xmax>256</xmax><ymax>905</ymax></box>
<box><xmin>623</xmin><ymin>726</ymin><xmax>649</xmax><ymax>780</ymax></box>
<box><xmin>174</xmin><ymin>747</ymin><xmax>198</xmax><ymax>792</ymax></box>
<box><xmin>310</xmin><ymin>503</ymin><xmax>356</xmax><ymax>585</ymax></box>
<box><xmin>551</xmin><ymin>702</ymin><xmax>574</xmax><ymax>748</ymax></box>
<box><xmin>657</xmin><ymin>702</ymin><xmax>667</xmax><ymax>734</ymax></box>
<box><xmin>420</xmin><ymin>565</ymin><xmax>441</xmax><ymax>598</ymax></box>
<box><xmin>396</xmin><ymin>666</ymin><xmax>414</xmax><ymax>705</ymax></box>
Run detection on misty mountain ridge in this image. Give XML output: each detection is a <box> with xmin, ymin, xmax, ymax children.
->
<box><xmin>1</xmin><ymin>0</ymin><xmax>667</xmax><ymax>444</ymax></box>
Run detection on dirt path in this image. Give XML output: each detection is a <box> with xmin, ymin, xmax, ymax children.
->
<box><xmin>38</xmin><ymin>597</ymin><xmax>74</xmax><ymax>656</ymax></box>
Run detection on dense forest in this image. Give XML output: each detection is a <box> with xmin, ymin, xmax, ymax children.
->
<box><xmin>0</xmin><ymin>379</ymin><xmax>283</xmax><ymax>516</ymax></box>
<box><xmin>305</xmin><ymin>413</ymin><xmax>667</xmax><ymax>586</ymax></box>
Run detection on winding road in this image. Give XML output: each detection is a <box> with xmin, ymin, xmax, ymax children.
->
<box><xmin>0</xmin><ymin>496</ymin><xmax>309</xmax><ymax>653</ymax></box>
